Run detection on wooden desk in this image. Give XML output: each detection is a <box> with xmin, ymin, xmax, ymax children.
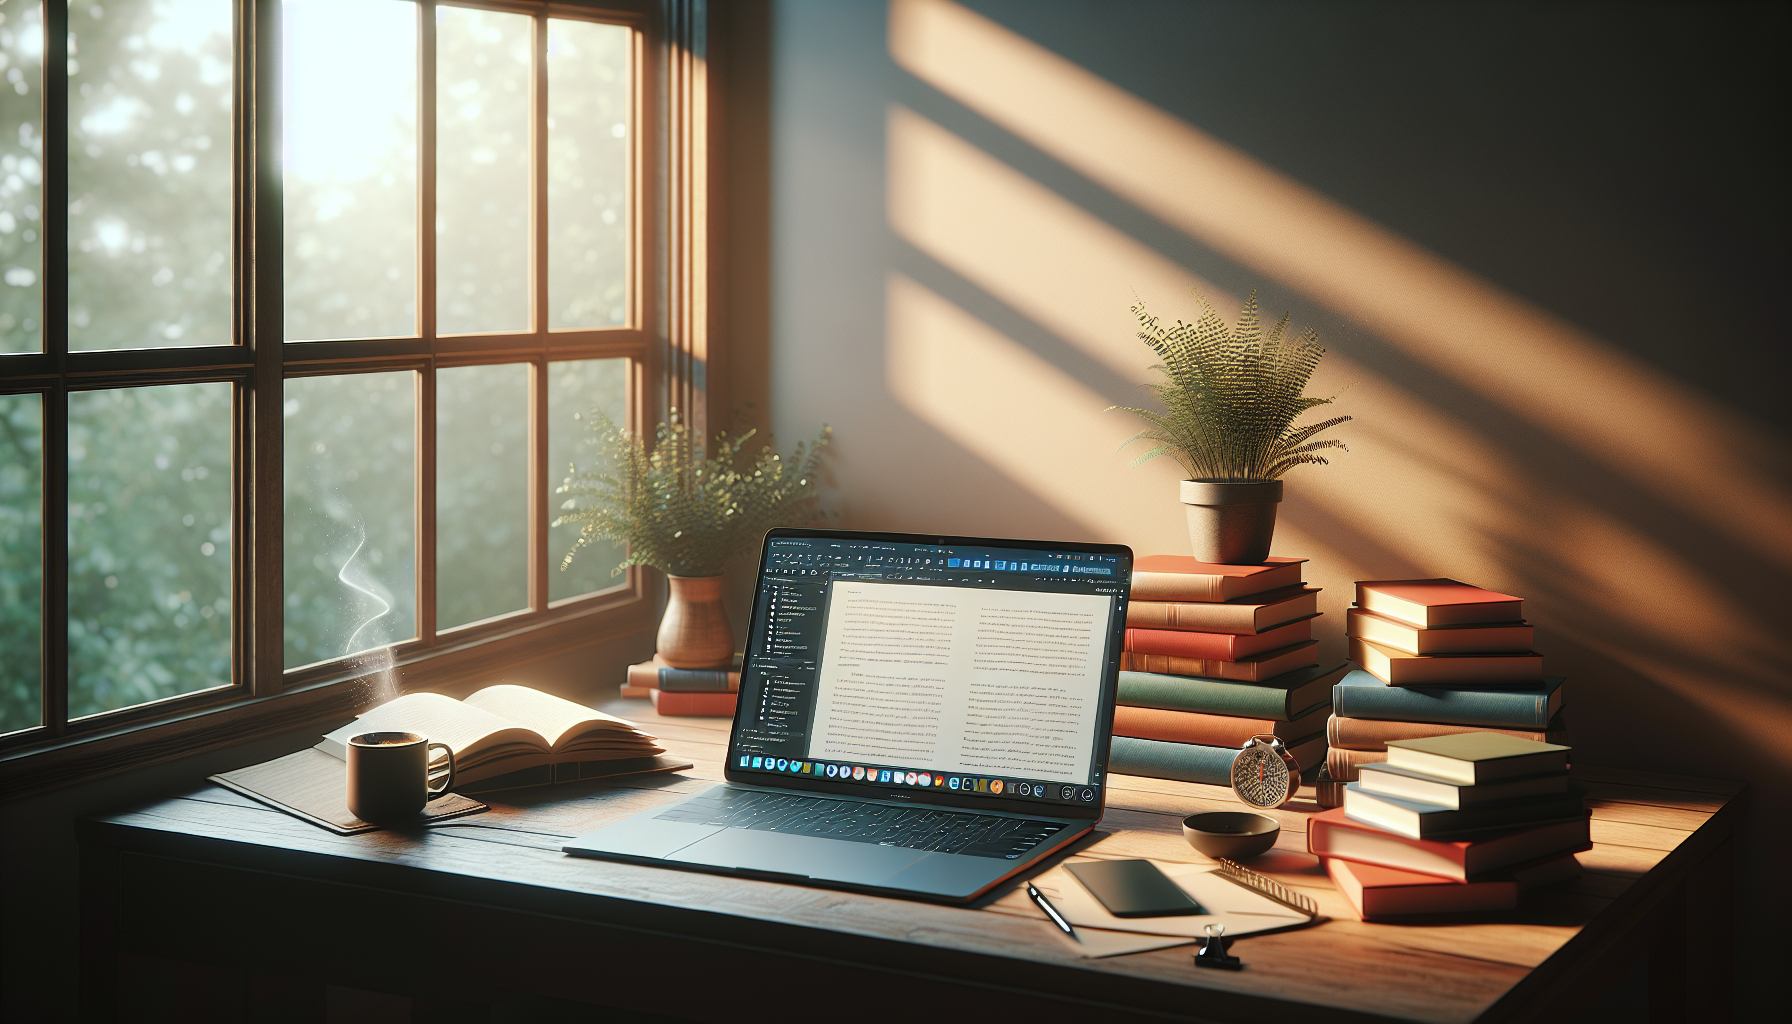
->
<box><xmin>80</xmin><ymin>702</ymin><xmax>1742</xmax><ymax>1023</ymax></box>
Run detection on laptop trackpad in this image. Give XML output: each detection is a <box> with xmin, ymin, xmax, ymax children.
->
<box><xmin>881</xmin><ymin>853</ymin><xmax>1004</xmax><ymax>898</ymax></box>
<box><xmin>668</xmin><ymin>829</ymin><xmax>928</xmax><ymax>885</ymax></box>
<box><xmin>564</xmin><ymin>817</ymin><xmax>726</xmax><ymax>861</ymax></box>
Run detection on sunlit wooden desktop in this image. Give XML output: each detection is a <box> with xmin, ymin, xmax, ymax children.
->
<box><xmin>80</xmin><ymin>700</ymin><xmax>1742</xmax><ymax>1023</ymax></box>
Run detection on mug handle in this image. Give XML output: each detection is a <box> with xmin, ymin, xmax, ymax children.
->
<box><xmin>425</xmin><ymin>742</ymin><xmax>456</xmax><ymax>802</ymax></box>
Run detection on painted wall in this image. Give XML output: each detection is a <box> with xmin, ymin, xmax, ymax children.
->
<box><xmin>744</xmin><ymin>0</ymin><xmax>1790</xmax><ymax>1007</ymax></box>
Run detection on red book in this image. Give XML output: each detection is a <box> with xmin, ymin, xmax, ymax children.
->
<box><xmin>1328</xmin><ymin>858</ymin><xmax>1516</xmax><ymax>919</ymax></box>
<box><xmin>1328</xmin><ymin>853</ymin><xmax>1582</xmax><ymax>920</ymax></box>
<box><xmin>1125</xmin><ymin>586</ymin><xmax>1320</xmax><ymax>634</ymax></box>
<box><xmin>1111</xmin><ymin>700</ymin><xmax>1327</xmax><ymax>747</ymax></box>
<box><xmin>1129</xmin><ymin>556</ymin><xmax>1306</xmax><ymax>603</ymax></box>
<box><xmin>649</xmin><ymin>689</ymin><xmax>739</xmax><ymax>717</ymax></box>
<box><xmin>1119</xmin><ymin>640</ymin><xmax>1318</xmax><ymax>681</ymax></box>
<box><xmin>1306</xmin><ymin>807</ymin><xmax>1590</xmax><ymax>881</ymax></box>
<box><xmin>1124</xmin><ymin>616</ymin><xmax>1313</xmax><ymax>661</ymax></box>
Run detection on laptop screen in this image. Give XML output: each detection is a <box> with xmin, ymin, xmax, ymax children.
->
<box><xmin>724</xmin><ymin>530</ymin><xmax>1132</xmax><ymax>813</ymax></box>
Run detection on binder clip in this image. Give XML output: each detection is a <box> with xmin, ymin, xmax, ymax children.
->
<box><xmin>1194</xmin><ymin>923</ymin><xmax>1244</xmax><ymax>971</ymax></box>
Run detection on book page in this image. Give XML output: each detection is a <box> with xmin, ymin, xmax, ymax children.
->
<box><xmin>463</xmin><ymin>684</ymin><xmax>653</xmax><ymax>752</ymax></box>
<box><xmin>805</xmin><ymin>580</ymin><xmax>1113</xmax><ymax>784</ymax></box>
<box><xmin>319</xmin><ymin>692</ymin><xmax>548</xmax><ymax>761</ymax></box>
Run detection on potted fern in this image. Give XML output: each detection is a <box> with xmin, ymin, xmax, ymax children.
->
<box><xmin>1116</xmin><ymin>292</ymin><xmax>1350</xmax><ymax>565</ymax></box>
<box><xmin>555</xmin><ymin>410</ymin><xmax>829</xmax><ymax>667</ymax></box>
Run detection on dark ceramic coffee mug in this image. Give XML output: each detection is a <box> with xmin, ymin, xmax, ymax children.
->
<box><xmin>345</xmin><ymin>731</ymin><xmax>455</xmax><ymax>824</ymax></box>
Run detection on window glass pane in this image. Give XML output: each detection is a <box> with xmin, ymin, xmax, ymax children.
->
<box><xmin>437</xmin><ymin>363</ymin><xmax>527</xmax><ymax>629</ymax></box>
<box><xmin>546</xmin><ymin>19</ymin><xmax>628</xmax><ymax>329</ymax></box>
<box><xmin>67</xmin><ymin>0</ymin><xmax>233</xmax><ymax>351</ymax></box>
<box><xmin>0</xmin><ymin>2</ymin><xmax>43</xmax><ymax>354</ymax></box>
<box><xmin>0</xmin><ymin>393</ymin><xmax>41</xmax><ymax>733</ymax></box>
<box><xmin>67</xmin><ymin>383</ymin><xmax>232</xmax><ymax>718</ymax></box>
<box><xmin>283</xmin><ymin>0</ymin><xmax>417</xmax><ymax>342</ymax></box>
<box><xmin>437</xmin><ymin>6</ymin><xmax>529</xmax><ymax>335</ymax></box>
<box><xmin>547</xmin><ymin>358</ymin><xmax>626</xmax><ymax>601</ymax></box>
<box><xmin>284</xmin><ymin>372</ymin><xmax>416</xmax><ymax>668</ymax></box>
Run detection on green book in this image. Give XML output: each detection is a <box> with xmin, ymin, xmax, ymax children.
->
<box><xmin>1117</xmin><ymin>662</ymin><xmax>1348</xmax><ymax>721</ymax></box>
<box><xmin>1109</xmin><ymin>733</ymin><xmax>1327</xmax><ymax>785</ymax></box>
<box><xmin>1332</xmin><ymin>670</ymin><xmax>1566</xmax><ymax>729</ymax></box>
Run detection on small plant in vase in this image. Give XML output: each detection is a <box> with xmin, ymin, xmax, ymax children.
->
<box><xmin>1115</xmin><ymin>291</ymin><xmax>1350</xmax><ymax>564</ymax></box>
<box><xmin>555</xmin><ymin>409</ymin><xmax>829</xmax><ymax>667</ymax></box>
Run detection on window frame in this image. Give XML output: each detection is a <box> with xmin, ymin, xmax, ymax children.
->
<box><xmin>0</xmin><ymin>0</ymin><xmax>715</xmax><ymax>799</ymax></box>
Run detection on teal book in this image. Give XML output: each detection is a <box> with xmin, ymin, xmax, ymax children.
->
<box><xmin>1108</xmin><ymin>734</ymin><xmax>1327</xmax><ymax>785</ymax></box>
<box><xmin>1332</xmin><ymin>670</ymin><xmax>1566</xmax><ymax>729</ymax></box>
<box><xmin>1116</xmin><ymin>662</ymin><xmax>1348</xmax><ymax>721</ymax></box>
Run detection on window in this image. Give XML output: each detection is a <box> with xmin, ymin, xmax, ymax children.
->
<box><xmin>0</xmin><ymin>0</ymin><xmax>703</xmax><ymax>780</ymax></box>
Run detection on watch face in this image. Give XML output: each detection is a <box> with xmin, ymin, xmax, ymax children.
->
<box><xmin>1232</xmin><ymin>745</ymin><xmax>1293</xmax><ymax>809</ymax></box>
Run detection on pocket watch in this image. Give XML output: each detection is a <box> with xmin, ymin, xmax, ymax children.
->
<box><xmin>1230</xmin><ymin>734</ymin><xmax>1300</xmax><ymax>809</ymax></box>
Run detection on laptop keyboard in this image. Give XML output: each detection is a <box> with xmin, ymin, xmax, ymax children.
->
<box><xmin>653</xmin><ymin>789</ymin><xmax>1067</xmax><ymax>860</ymax></box>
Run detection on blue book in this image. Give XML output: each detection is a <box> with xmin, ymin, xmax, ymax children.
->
<box><xmin>1108</xmin><ymin>733</ymin><xmax>1327</xmax><ymax>786</ymax></box>
<box><xmin>1333</xmin><ymin>670</ymin><xmax>1566</xmax><ymax>729</ymax></box>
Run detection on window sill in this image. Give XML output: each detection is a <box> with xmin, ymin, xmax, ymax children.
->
<box><xmin>0</xmin><ymin>590</ymin><xmax>659</xmax><ymax>803</ymax></box>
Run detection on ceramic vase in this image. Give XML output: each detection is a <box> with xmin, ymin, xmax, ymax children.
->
<box><xmin>1180</xmin><ymin>479</ymin><xmax>1283</xmax><ymax>565</ymax></box>
<box><xmin>657</xmin><ymin>574</ymin><xmax>735</xmax><ymax>668</ymax></box>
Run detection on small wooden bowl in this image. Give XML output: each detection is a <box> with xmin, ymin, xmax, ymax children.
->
<box><xmin>1182</xmin><ymin>811</ymin><xmax>1280</xmax><ymax>860</ymax></box>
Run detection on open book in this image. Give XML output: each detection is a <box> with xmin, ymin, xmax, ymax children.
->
<box><xmin>317</xmin><ymin>685</ymin><xmax>665</xmax><ymax>785</ymax></box>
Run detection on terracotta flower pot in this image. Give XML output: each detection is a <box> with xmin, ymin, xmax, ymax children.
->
<box><xmin>1180</xmin><ymin>479</ymin><xmax>1283</xmax><ymax>565</ymax></box>
<box><xmin>657</xmin><ymin>574</ymin><xmax>735</xmax><ymax>669</ymax></box>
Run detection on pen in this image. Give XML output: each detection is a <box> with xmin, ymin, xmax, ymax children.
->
<box><xmin>1027</xmin><ymin>883</ymin><xmax>1077</xmax><ymax>940</ymax></box>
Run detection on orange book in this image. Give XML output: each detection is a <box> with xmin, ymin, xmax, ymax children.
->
<box><xmin>1308</xmin><ymin>807</ymin><xmax>1591</xmax><ymax>881</ymax></box>
<box><xmin>1126</xmin><ymin>617</ymin><xmax>1313</xmax><ymax>661</ymax></box>
<box><xmin>1350</xmin><ymin>637</ymin><xmax>1542</xmax><ymax>686</ymax></box>
<box><xmin>1120</xmin><ymin>640</ymin><xmax>1318</xmax><ymax>682</ymax></box>
<box><xmin>1111</xmin><ymin>701</ymin><xmax>1327</xmax><ymax>747</ymax></box>
<box><xmin>1328</xmin><ymin>858</ymin><xmax>1516</xmax><ymax>919</ymax></box>
<box><xmin>1129</xmin><ymin>556</ymin><xmax>1306</xmax><ymax>603</ymax></box>
<box><xmin>1346</xmin><ymin>607</ymin><xmax>1533</xmax><ymax>655</ymax></box>
<box><xmin>1326</xmin><ymin>746</ymin><xmax>1387</xmax><ymax>781</ymax></box>
<box><xmin>1328</xmin><ymin>852</ymin><xmax>1582</xmax><ymax>920</ymax></box>
<box><xmin>1355</xmin><ymin>579</ymin><xmax>1522</xmax><ymax>628</ymax></box>
<box><xmin>1125</xmin><ymin>586</ymin><xmax>1320</xmax><ymax>635</ymax></box>
<box><xmin>1328</xmin><ymin>713</ymin><xmax>1568</xmax><ymax>752</ymax></box>
<box><xmin>649</xmin><ymin>689</ymin><xmax>739</xmax><ymax>717</ymax></box>
<box><xmin>622</xmin><ymin>655</ymin><xmax>742</xmax><ymax>698</ymax></box>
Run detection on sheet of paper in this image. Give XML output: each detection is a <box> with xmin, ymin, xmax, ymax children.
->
<box><xmin>1031</xmin><ymin>862</ymin><xmax>1312</xmax><ymax>939</ymax></box>
<box><xmin>1042</xmin><ymin>922</ymin><xmax>1195</xmax><ymax>959</ymax></box>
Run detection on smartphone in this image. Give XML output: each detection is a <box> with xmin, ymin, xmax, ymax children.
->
<box><xmin>1065</xmin><ymin>859</ymin><xmax>1206</xmax><ymax>918</ymax></box>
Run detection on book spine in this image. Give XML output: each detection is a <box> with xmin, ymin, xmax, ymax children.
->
<box><xmin>1119</xmin><ymin>642</ymin><xmax>1318</xmax><ymax>682</ymax></box>
<box><xmin>1333</xmin><ymin>671</ymin><xmax>1561</xmax><ymax>729</ymax></box>
<box><xmin>1326</xmin><ymin>746</ymin><xmax>1387</xmax><ymax>781</ymax></box>
<box><xmin>656</xmin><ymin>669</ymin><xmax>741</xmax><ymax>692</ymax></box>
<box><xmin>1328</xmin><ymin>714</ymin><xmax>1564</xmax><ymax>751</ymax></box>
<box><xmin>1117</xmin><ymin>670</ymin><xmax>1297</xmax><ymax>719</ymax></box>
<box><xmin>1127</xmin><ymin>619</ymin><xmax>1311</xmax><ymax>660</ymax></box>
<box><xmin>1107</xmin><ymin>736</ymin><xmax>1237</xmax><ymax>786</ymax></box>
<box><xmin>649</xmin><ymin>690</ymin><xmax>740</xmax><ymax>717</ymax></box>
<box><xmin>1126</xmin><ymin>601</ymin><xmax>1256</xmax><ymax>633</ymax></box>
<box><xmin>1111</xmin><ymin>705</ymin><xmax>1301</xmax><ymax>747</ymax></box>
<box><xmin>1127</xmin><ymin>572</ymin><xmax>1225</xmax><ymax>603</ymax></box>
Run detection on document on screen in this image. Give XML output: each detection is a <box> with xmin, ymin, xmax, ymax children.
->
<box><xmin>804</xmin><ymin>580</ymin><xmax>1113</xmax><ymax>784</ymax></box>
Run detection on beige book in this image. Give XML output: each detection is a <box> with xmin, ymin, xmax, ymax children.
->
<box><xmin>318</xmin><ymin>685</ymin><xmax>664</xmax><ymax>784</ymax></box>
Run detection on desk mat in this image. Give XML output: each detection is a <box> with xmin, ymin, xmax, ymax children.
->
<box><xmin>212</xmin><ymin>748</ymin><xmax>490</xmax><ymax>835</ymax></box>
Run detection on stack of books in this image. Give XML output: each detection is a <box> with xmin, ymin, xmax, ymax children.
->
<box><xmin>1107</xmin><ymin>556</ymin><xmax>1347</xmax><ymax>785</ymax></box>
<box><xmin>620</xmin><ymin>654</ymin><xmax>742</xmax><ymax>717</ymax></box>
<box><xmin>1328</xmin><ymin>579</ymin><xmax>1566</xmax><ymax>783</ymax></box>
<box><xmin>1310</xmin><ymin>732</ymin><xmax>1588</xmax><ymax>920</ymax></box>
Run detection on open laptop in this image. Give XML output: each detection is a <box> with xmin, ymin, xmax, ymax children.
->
<box><xmin>564</xmin><ymin>528</ymin><xmax>1133</xmax><ymax>904</ymax></box>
